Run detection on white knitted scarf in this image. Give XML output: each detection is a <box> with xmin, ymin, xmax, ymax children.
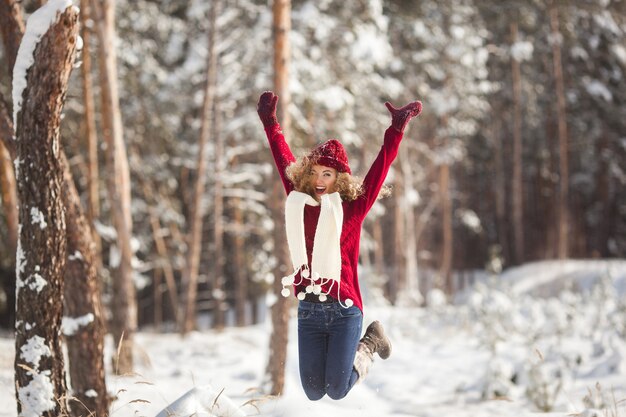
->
<box><xmin>282</xmin><ymin>191</ymin><xmax>347</xmax><ymax>304</ymax></box>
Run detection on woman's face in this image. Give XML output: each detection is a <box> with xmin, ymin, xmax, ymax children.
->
<box><xmin>309</xmin><ymin>164</ymin><xmax>338</xmax><ymax>199</ymax></box>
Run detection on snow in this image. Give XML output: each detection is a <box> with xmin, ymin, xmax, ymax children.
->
<box><xmin>313</xmin><ymin>86</ymin><xmax>354</xmax><ymax>112</ymax></box>
<box><xmin>12</xmin><ymin>0</ymin><xmax>75</xmax><ymax>127</ymax></box>
<box><xmin>510</xmin><ymin>41</ymin><xmax>534</xmax><ymax>62</ymax></box>
<box><xmin>14</xmin><ymin>245</ymin><xmax>48</xmax><ymax>295</ymax></box>
<box><xmin>93</xmin><ymin>220</ymin><xmax>118</xmax><ymax>241</ymax></box>
<box><xmin>21</xmin><ymin>273</ymin><xmax>47</xmax><ymax>293</ymax></box>
<box><xmin>16</xmin><ymin>370</ymin><xmax>56</xmax><ymax>417</ymax></box>
<box><xmin>15</xmin><ymin>225</ymin><xmax>25</xmax><ymax>283</ymax></box>
<box><xmin>584</xmin><ymin>78</ymin><xmax>613</xmax><ymax>102</ymax></box>
<box><xmin>613</xmin><ymin>44</ymin><xmax>626</xmax><ymax>66</ymax></box>
<box><xmin>12</xmin><ymin>158</ymin><xmax>21</xmax><ymax>179</ymax></box>
<box><xmin>29</xmin><ymin>207</ymin><xmax>47</xmax><ymax>229</ymax></box>
<box><xmin>16</xmin><ymin>337</ymin><xmax>56</xmax><ymax>416</ymax></box>
<box><xmin>1</xmin><ymin>260</ymin><xmax>625</xmax><ymax>417</ymax></box>
<box><xmin>61</xmin><ymin>313</ymin><xmax>95</xmax><ymax>336</ymax></box>
<box><xmin>593</xmin><ymin>11</ymin><xmax>620</xmax><ymax>37</ymax></box>
<box><xmin>15</xmin><ymin>265</ymin><xmax>47</xmax><ymax>294</ymax></box>
<box><xmin>154</xmin><ymin>386</ymin><xmax>246</xmax><ymax>417</ymax></box>
<box><xmin>499</xmin><ymin>259</ymin><xmax>626</xmax><ymax>296</ymax></box>
<box><xmin>68</xmin><ymin>250</ymin><xmax>83</xmax><ymax>261</ymax></box>
<box><xmin>19</xmin><ymin>335</ymin><xmax>51</xmax><ymax>369</ymax></box>
<box><xmin>458</xmin><ymin>208</ymin><xmax>482</xmax><ymax>233</ymax></box>
<box><xmin>351</xmin><ymin>23</ymin><xmax>393</xmax><ymax>70</ymax></box>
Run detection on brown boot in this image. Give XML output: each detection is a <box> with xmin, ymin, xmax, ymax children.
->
<box><xmin>360</xmin><ymin>321</ymin><xmax>392</xmax><ymax>360</ymax></box>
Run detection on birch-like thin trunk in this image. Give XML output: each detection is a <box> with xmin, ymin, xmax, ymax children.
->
<box><xmin>266</xmin><ymin>0</ymin><xmax>291</xmax><ymax>396</ymax></box>
<box><xmin>90</xmin><ymin>0</ymin><xmax>136</xmax><ymax>373</ymax></box>
<box><xmin>511</xmin><ymin>21</ymin><xmax>525</xmax><ymax>264</ymax></box>
<box><xmin>181</xmin><ymin>1</ymin><xmax>219</xmax><ymax>334</ymax></box>
<box><xmin>13</xmin><ymin>6</ymin><xmax>78</xmax><ymax>416</ymax></box>
<box><xmin>550</xmin><ymin>3</ymin><xmax>570</xmax><ymax>260</ymax></box>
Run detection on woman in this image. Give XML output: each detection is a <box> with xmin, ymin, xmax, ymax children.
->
<box><xmin>257</xmin><ymin>91</ymin><xmax>422</xmax><ymax>400</ymax></box>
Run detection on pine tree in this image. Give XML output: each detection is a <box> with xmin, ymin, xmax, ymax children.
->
<box><xmin>13</xmin><ymin>5</ymin><xmax>79</xmax><ymax>415</ymax></box>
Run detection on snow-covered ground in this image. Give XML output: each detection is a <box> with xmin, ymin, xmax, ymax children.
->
<box><xmin>1</xmin><ymin>260</ymin><xmax>625</xmax><ymax>417</ymax></box>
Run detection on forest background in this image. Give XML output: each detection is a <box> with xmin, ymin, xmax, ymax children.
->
<box><xmin>0</xmin><ymin>0</ymin><xmax>624</xmax><ymax>416</ymax></box>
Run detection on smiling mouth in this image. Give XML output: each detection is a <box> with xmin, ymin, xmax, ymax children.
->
<box><xmin>315</xmin><ymin>186</ymin><xmax>326</xmax><ymax>194</ymax></box>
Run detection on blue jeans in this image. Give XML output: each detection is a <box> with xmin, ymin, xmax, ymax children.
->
<box><xmin>297</xmin><ymin>300</ymin><xmax>363</xmax><ymax>400</ymax></box>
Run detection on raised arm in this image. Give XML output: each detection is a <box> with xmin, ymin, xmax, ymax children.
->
<box><xmin>257</xmin><ymin>91</ymin><xmax>295</xmax><ymax>193</ymax></box>
<box><xmin>355</xmin><ymin>100</ymin><xmax>423</xmax><ymax>214</ymax></box>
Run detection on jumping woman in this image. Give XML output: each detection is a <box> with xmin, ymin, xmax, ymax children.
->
<box><xmin>257</xmin><ymin>91</ymin><xmax>422</xmax><ymax>400</ymax></box>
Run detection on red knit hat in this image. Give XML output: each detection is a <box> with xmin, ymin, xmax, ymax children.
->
<box><xmin>308</xmin><ymin>139</ymin><xmax>351</xmax><ymax>174</ymax></box>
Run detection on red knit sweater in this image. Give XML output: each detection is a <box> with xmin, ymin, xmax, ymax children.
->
<box><xmin>264</xmin><ymin>123</ymin><xmax>404</xmax><ymax>312</ymax></box>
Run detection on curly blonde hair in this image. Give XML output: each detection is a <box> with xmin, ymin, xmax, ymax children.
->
<box><xmin>285</xmin><ymin>154</ymin><xmax>363</xmax><ymax>201</ymax></box>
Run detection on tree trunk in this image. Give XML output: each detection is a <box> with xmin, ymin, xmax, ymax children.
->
<box><xmin>0</xmin><ymin>0</ymin><xmax>24</xmax><ymax>260</ymax></box>
<box><xmin>511</xmin><ymin>21</ymin><xmax>525</xmax><ymax>264</ymax></box>
<box><xmin>181</xmin><ymin>1</ymin><xmax>219</xmax><ymax>334</ymax></box>
<box><xmin>273</xmin><ymin>0</ymin><xmax>291</xmax><ymax>132</ymax></box>
<box><xmin>399</xmin><ymin>150</ymin><xmax>420</xmax><ymax>305</ymax></box>
<box><xmin>60</xmin><ymin>153</ymin><xmax>108</xmax><ymax>417</ymax></box>
<box><xmin>0</xmin><ymin>126</ymin><xmax>18</xmax><ymax>255</ymax></box>
<box><xmin>149</xmin><ymin>211</ymin><xmax>179</xmax><ymax>322</ymax></box>
<box><xmin>210</xmin><ymin>2</ymin><xmax>225</xmax><ymax>328</ymax></box>
<box><xmin>153</xmin><ymin>267</ymin><xmax>162</xmax><ymax>329</ymax></box>
<box><xmin>372</xmin><ymin>216</ymin><xmax>385</xmax><ymax>283</ymax></box>
<box><xmin>439</xmin><ymin>159</ymin><xmax>453</xmax><ymax>294</ymax></box>
<box><xmin>550</xmin><ymin>3</ymin><xmax>569</xmax><ymax>260</ymax></box>
<box><xmin>13</xmin><ymin>6</ymin><xmax>78</xmax><ymax>416</ymax></box>
<box><xmin>0</xmin><ymin>0</ymin><xmax>24</xmax><ymax>77</ymax></box>
<box><xmin>593</xmin><ymin>130</ymin><xmax>611</xmax><ymax>257</ymax></box>
<box><xmin>134</xmin><ymin>167</ymin><xmax>180</xmax><ymax>327</ymax></box>
<box><xmin>213</xmin><ymin>85</ymin><xmax>225</xmax><ymax>329</ymax></box>
<box><xmin>0</xmin><ymin>6</ymin><xmax>22</xmax><ymax>332</ymax></box>
<box><xmin>232</xmin><ymin>196</ymin><xmax>247</xmax><ymax>326</ymax></box>
<box><xmin>3</xmin><ymin>4</ymin><xmax>108</xmax><ymax>412</ymax></box>
<box><xmin>265</xmin><ymin>0</ymin><xmax>291</xmax><ymax>397</ymax></box>
<box><xmin>390</xmin><ymin>171</ymin><xmax>404</xmax><ymax>304</ymax></box>
<box><xmin>79</xmin><ymin>0</ymin><xmax>102</xmax><ymax>261</ymax></box>
<box><xmin>90</xmin><ymin>0</ymin><xmax>136</xmax><ymax>374</ymax></box>
<box><xmin>491</xmin><ymin>115</ymin><xmax>509</xmax><ymax>264</ymax></box>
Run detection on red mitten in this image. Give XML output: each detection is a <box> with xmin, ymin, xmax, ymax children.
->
<box><xmin>385</xmin><ymin>101</ymin><xmax>423</xmax><ymax>133</ymax></box>
<box><xmin>257</xmin><ymin>91</ymin><xmax>279</xmax><ymax>128</ymax></box>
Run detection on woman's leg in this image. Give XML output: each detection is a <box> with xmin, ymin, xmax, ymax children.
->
<box><xmin>324</xmin><ymin>305</ymin><xmax>363</xmax><ymax>400</ymax></box>
<box><xmin>297</xmin><ymin>302</ymin><xmax>328</xmax><ymax>400</ymax></box>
